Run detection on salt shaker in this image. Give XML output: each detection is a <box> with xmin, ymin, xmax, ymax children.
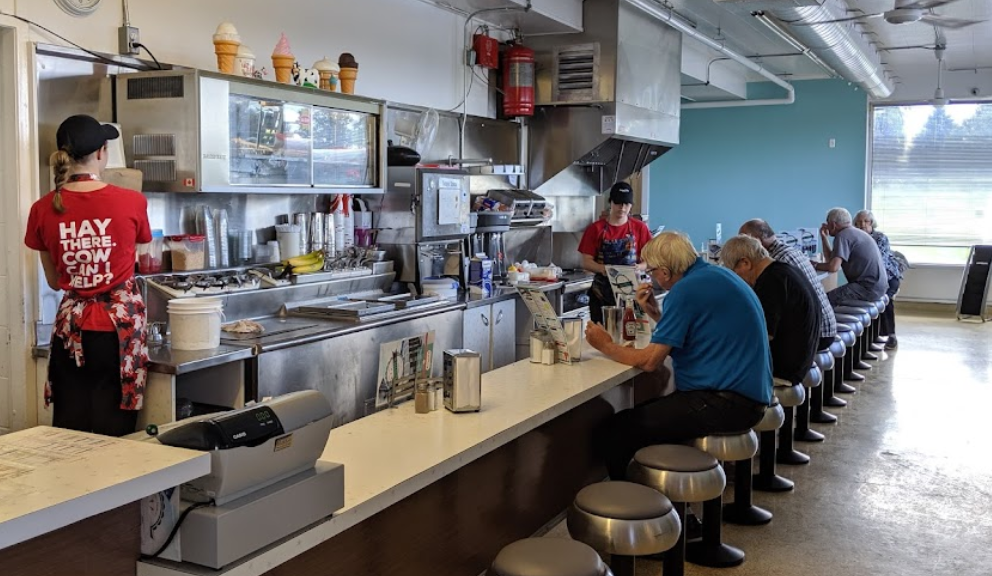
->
<box><xmin>541</xmin><ymin>339</ymin><xmax>556</xmax><ymax>365</ymax></box>
<box><xmin>433</xmin><ymin>383</ymin><xmax>444</xmax><ymax>411</ymax></box>
<box><xmin>415</xmin><ymin>381</ymin><xmax>431</xmax><ymax>414</ymax></box>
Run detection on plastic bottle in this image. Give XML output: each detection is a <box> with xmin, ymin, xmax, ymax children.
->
<box><xmin>622</xmin><ymin>297</ymin><xmax>637</xmax><ymax>343</ymax></box>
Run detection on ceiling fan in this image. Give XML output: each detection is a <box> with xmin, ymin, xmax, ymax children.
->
<box><xmin>792</xmin><ymin>0</ymin><xmax>986</xmax><ymax>29</ymax></box>
<box><xmin>931</xmin><ymin>45</ymin><xmax>949</xmax><ymax>106</ymax></box>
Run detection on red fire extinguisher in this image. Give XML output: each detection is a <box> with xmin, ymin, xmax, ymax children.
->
<box><xmin>502</xmin><ymin>42</ymin><xmax>535</xmax><ymax>117</ymax></box>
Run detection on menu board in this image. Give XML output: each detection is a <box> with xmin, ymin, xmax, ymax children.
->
<box><xmin>517</xmin><ymin>285</ymin><xmax>573</xmax><ymax>364</ymax></box>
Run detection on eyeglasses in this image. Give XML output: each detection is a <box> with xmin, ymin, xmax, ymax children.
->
<box><xmin>646</xmin><ymin>266</ymin><xmax>668</xmax><ymax>275</ymax></box>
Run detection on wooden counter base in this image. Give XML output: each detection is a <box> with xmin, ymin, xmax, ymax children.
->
<box><xmin>265</xmin><ymin>394</ymin><xmax>617</xmax><ymax>576</ymax></box>
<box><xmin>1</xmin><ymin>502</ymin><xmax>139</xmax><ymax>576</ymax></box>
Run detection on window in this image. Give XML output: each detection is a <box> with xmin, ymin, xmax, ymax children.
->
<box><xmin>869</xmin><ymin>103</ymin><xmax>992</xmax><ymax>265</ymax></box>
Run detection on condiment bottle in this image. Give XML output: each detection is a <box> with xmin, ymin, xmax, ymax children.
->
<box><xmin>415</xmin><ymin>381</ymin><xmax>431</xmax><ymax>414</ymax></box>
<box><xmin>622</xmin><ymin>297</ymin><xmax>637</xmax><ymax>343</ymax></box>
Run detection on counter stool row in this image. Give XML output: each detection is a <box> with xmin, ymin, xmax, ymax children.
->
<box><xmin>489</xmin><ymin>295</ymin><xmax>892</xmax><ymax>576</ymax></box>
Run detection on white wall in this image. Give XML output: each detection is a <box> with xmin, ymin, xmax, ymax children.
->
<box><xmin>13</xmin><ymin>0</ymin><xmax>493</xmax><ymax>116</ymax></box>
<box><xmin>899</xmin><ymin>265</ymin><xmax>967</xmax><ymax>304</ymax></box>
<box><xmin>885</xmin><ymin>64</ymin><xmax>992</xmax><ymax>103</ymax></box>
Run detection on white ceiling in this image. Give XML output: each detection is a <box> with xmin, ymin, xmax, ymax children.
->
<box><xmin>667</xmin><ymin>0</ymin><xmax>992</xmax><ymax>100</ymax></box>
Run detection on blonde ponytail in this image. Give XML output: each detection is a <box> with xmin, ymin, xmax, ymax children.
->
<box><xmin>50</xmin><ymin>149</ymin><xmax>72</xmax><ymax>214</ymax></box>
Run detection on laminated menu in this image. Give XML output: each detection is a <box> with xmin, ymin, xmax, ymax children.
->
<box><xmin>516</xmin><ymin>285</ymin><xmax>573</xmax><ymax>364</ymax></box>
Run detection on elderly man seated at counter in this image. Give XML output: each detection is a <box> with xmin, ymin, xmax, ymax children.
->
<box><xmin>720</xmin><ymin>235</ymin><xmax>822</xmax><ymax>387</ymax></box>
<box><xmin>584</xmin><ymin>231</ymin><xmax>772</xmax><ymax>481</ymax></box>
<box><xmin>739</xmin><ymin>218</ymin><xmax>837</xmax><ymax>352</ymax></box>
<box><xmin>813</xmin><ymin>207</ymin><xmax>888</xmax><ymax>305</ymax></box>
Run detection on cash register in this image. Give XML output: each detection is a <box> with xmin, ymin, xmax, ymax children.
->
<box><xmin>133</xmin><ymin>390</ymin><xmax>343</xmax><ymax>569</ymax></box>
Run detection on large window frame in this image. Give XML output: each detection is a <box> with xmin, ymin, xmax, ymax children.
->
<box><xmin>868</xmin><ymin>101</ymin><xmax>992</xmax><ymax>266</ymax></box>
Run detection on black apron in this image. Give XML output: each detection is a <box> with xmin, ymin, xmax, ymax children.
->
<box><xmin>588</xmin><ymin>222</ymin><xmax>639</xmax><ymax>324</ymax></box>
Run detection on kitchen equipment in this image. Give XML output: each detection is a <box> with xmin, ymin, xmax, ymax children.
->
<box><xmin>486</xmin><ymin>231</ymin><xmax>507</xmax><ymax>280</ymax></box>
<box><xmin>443</xmin><ymin>349</ymin><xmax>481</xmax><ymax>413</ymax></box>
<box><xmin>141</xmin><ymin>391</ymin><xmax>344</xmax><ymax>569</ymax></box>
<box><xmin>474</xmin><ymin>211</ymin><xmax>512</xmax><ymax>232</ymax></box>
<box><xmin>387</xmin><ymin>144</ymin><xmax>421</xmax><ymax>167</ymax></box>
<box><xmin>138</xmin><ymin>229</ymin><xmax>165</xmax><ymax>274</ymax></box>
<box><xmin>386</xmin><ymin>167</ymin><xmax>471</xmax><ymax>241</ymax></box>
<box><xmin>167</xmin><ymin>234</ymin><xmax>207</xmax><ymax>271</ymax></box>
<box><xmin>602</xmin><ymin>305</ymin><xmax>622</xmax><ymax>343</ymax></box>
<box><xmin>115</xmin><ymin>69</ymin><xmax>385</xmax><ymax>194</ymax></box>
<box><xmin>486</xmin><ymin>189</ymin><xmax>548</xmax><ymax>225</ymax></box>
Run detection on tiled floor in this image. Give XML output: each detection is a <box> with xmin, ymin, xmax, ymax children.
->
<box><xmin>546</xmin><ymin>304</ymin><xmax>992</xmax><ymax>576</ymax></box>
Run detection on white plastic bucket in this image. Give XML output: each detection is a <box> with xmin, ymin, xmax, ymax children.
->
<box><xmin>168</xmin><ymin>298</ymin><xmax>223</xmax><ymax>350</ymax></box>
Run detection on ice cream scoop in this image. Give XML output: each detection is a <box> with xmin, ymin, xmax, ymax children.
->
<box><xmin>271</xmin><ymin>33</ymin><xmax>295</xmax><ymax>84</ymax></box>
<box><xmin>213</xmin><ymin>22</ymin><xmax>241</xmax><ymax>74</ymax></box>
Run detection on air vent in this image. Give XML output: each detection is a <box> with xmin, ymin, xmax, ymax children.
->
<box><xmin>126</xmin><ymin>76</ymin><xmax>184</xmax><ymax>100</ymax></box>
<box><xmin>133</xmin><ymin>134</ymin><xmax>176</xmax><ymax>156</ymax></box>
<box><xmin>554</xmin><ymin>44</ymin><xmax>599</xmax><ymax>102</ymax></box>
<box><xmin>134</xmin><ymin>160</ymin><xmax>177</xmax><ymax>182</ymax></box>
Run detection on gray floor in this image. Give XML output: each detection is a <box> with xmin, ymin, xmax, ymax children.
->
<box><xmin>547</xmin><ymin>304</ymin><xmax>992</xmax><ymax>576</ymax></box>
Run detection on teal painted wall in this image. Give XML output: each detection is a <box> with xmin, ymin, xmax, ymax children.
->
<box><xmin>650</xmin><ymin>79</ymin><xmax>869</xmax><ymax>249</ymax></box>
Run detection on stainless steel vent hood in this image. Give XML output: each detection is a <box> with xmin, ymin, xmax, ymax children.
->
<box><xmin>526</xmin><ymin>0</ymin><xmax>682</xmax><ymax>197</ymax></box>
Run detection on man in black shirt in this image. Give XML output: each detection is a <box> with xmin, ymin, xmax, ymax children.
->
<box><xmin>721</xmin><ymin>235</ymin><xmax>822</xmax><ymax>384</ymax></box>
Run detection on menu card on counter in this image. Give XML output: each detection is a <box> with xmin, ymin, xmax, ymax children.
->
<box><xmin>517</xmin><ymin>285</ymin><xmax>574</xmax><ymax>364</ymax></box>
<box><xmin>605</xmin><ymin>265</ymin><xmax>651</xmax><ymax>334</ymax></box>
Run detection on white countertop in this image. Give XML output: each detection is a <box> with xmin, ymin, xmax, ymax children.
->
<box><xmin>138</xmin><ymin>349</ymin><xmax>640</xmax><ymax>576</ymax></box>
<box><xmin>0</xmin><ymin>426</ymin><xmax>210</xmax><ymax>550</ymax></box>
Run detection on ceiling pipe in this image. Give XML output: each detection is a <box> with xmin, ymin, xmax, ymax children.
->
<box><xmin>755</xmin><ymin>0</ymin><xmax>894</xmax><ymax>99</ymax></box>
<box><xmin>624</xmin><ymin>0</ymin><xmax>795</xmax><ymax>109</ymax></box>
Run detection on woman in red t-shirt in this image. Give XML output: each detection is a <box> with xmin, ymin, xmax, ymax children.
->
<box><xmin>578</xmin><ymin>182</ymin><xmax>652</xmax><ymax>324</ymax></box>
<box><xmin>24</xmin><ymin>115</ymin><xmax>152</xmax><ymax>436</ymax></box>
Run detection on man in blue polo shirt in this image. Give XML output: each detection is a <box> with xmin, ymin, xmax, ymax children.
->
<box><xmin>586</xmin><ymin>231</ymin><xmax>772</xmax><ymax>480</ymax></box>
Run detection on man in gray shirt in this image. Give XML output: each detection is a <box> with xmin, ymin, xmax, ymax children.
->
<box><xmin>740</xmin><ymin>219</ymin><xmax>837</xmax><ymax>352</ymax></box>
<box><xmin>813</xmin><ymin>207</ymin><xmax>888</xmax><ymax>305</ymax></box>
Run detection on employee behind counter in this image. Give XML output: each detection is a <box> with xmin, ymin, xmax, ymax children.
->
<box><xmin>578</xmin><ymin>182</ymin><xmax>652</xmax><ymax>323</ymax></box>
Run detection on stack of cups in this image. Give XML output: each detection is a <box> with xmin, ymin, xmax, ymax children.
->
<box><xmin>309</xmin><ymin>213</ymin><xmax>325</xmax><ymax>255</ymax></box>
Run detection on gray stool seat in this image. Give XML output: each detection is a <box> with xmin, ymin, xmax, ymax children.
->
<box><xmin>830</xmin><ymin>338</ymin><xmax>846</xmax><ymax>358</ymax></box>
<box><xmin>840</xmin><ymin>300</ymin><xmax>880</xmax><ymax>318</ymax></box>
<box><xmin>814</xmin><ymin>349</ymin><xmax>835</xmax><ymax>372</ymax></box>
<box><xmin>835</xmin><ymin>314</ymin><xmax>865</xmax><ymax>335</ymax></box>
<box><xmin>834</xmin><ymin>307</ymin><xmax>871</xmax><ymax>326</ymax></box>
<box><xmin>628</xmin><ymin>445</ymin><xmax>725</xmax><ymax>502</ymax></box>
<box><xmin>693</xmin><ymin>430</ymin><xmax>758</xmax><ymax>462</ymax></box>
<box><xmin>836</xmin><ymin>323</ymin><xmax>858</xmax><ymax>346</ymax></box>
<box><xmin>753</xmin><ymin>398</ymin><xmax>784</xmax><ymax>432</ymax></box>
<box><xmin>568</xmin><ymin>481</ymin><xmax>681</xmax><ymax>557</ymax></box>
<box><xmin>774</xmin><ymin>381</ymin><xmax>806</xmax><ymax>407</ymax></box>
<box><xmin>804</xmin><ymin>364</ymin><xmax>822</xmax><ymax>388</ymax></box>
<box><xmin>489</xmin><ymin>538</ymin><xmax>611</xmax><ymax>576</ymax></box>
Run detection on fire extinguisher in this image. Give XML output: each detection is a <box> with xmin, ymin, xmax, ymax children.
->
<box><xmin>502</xmin><ymin>42</ymin><xmax>535</xmax><ymax>117</ymax></box>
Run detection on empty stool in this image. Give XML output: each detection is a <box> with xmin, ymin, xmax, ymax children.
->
<box><xmin>823</xmin><ymin>336</ymin><xmax>848</xmax><ymax>408</ymax></box>
<box><xmin>794</xmin><ymin>364</ymin><xmax>826</xmax><ymax>443</ymax></box>
<box><xmin>489</xmin><ymin>538</ymin><xmax>612</xmax><ymax>576</ymax></box>
<box><xmin>810</xmin><ymin>348</ymin><xmax>838</xmax><ymax>423</ymax></box>
<box><xmin>628</xmin><ymin>445</ymin><xmax>726</xmax><ymax>576</ymax></box>
<box><xmin>752</xmin><ymin>398</ymin><xmax>793</xmax><ymax>492</ymax></box>
<box><xmin>834</xmin><ymin>318</ymin><xmax>865</xmax><ymax>386</ymax></box>
<box><xmin>835</xmin><ymin>305</ymin><xmax>875</xmax><ymax>365</ymax></box>
<box><xmin>697</xmin><ymin>431</ymin><xmax>769</xmax><ymax>528</ymax></box>
<box><xmin>841</xmin><ymin>300</ymin><xmax>883</xmax><ymax>353</ymax></box>
<box><xmin>568</xmin><ymin>481</ymin><xmax>681</xmax><ymax>576</ymax></box>
<box><xmin>774</xmin><ymin>379</ymin><xmax>809</xmax><ymax>465</ymax></box>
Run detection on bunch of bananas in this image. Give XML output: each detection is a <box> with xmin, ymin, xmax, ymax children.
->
<box><xmin>284</xmin><ymin>250</ymin><xmax>325</xmax><ymax>275</ymax></box>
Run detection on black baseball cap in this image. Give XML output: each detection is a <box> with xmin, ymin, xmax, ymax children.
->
<box><xmin>609</xmin><ymin>181</ymin><xmax>634</xmax><ymax>205</ymax></box>
<box><xmin>56</xmin><ymin>115</ymin><xmax>119</xmax><ymax>159</ymax></box>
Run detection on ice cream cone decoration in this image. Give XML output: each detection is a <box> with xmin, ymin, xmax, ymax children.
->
<box><xmin>338</xmin><ymin>53</ymin><xmax>358</xmax><ymax>94</ymax></box>
<box><xmin>213</xmin><ymin>22</ymin><xmax>241</xmax><ymax>74</ymax></box>
<box><xmin>313</xmin><ymin>57</ymin><xmax>340</xmax><ymax>91</ymax></box>
<box><xmin>272</xmin><ymin>33</ymin><xmax>296</xmax><ymax>84</ymax></box>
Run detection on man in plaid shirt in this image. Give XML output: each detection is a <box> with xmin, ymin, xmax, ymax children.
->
<box><xmin>740</xmin><ymin>219</ymin><xmax>837</xmax><ymax>351</ymax></box>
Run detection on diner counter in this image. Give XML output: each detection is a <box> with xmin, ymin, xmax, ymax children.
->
<box><xmin>137</xmin><ymin>349</ymin><xmax>640</xmax><ymax>576</ymax></box>
<box><xmin>0</xmin><ymin>426</ymin><xmax>209</xmax><ymax>550</ymax></box>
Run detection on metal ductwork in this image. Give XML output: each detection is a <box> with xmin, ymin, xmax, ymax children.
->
<box><xmin>525</xmin><ymin>0</ymin><xmax>682</xmax><ymax>197</ymax></box>
<box><xmin>719</xmin><ymin>0</ymin><xmax>894</xmax><ymax>99</ymax></box>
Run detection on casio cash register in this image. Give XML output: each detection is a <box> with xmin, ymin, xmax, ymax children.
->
<box><xmin>136</xmin><ymin>390</ymin><xmax>343</xmax><ymax>569</ymax></box>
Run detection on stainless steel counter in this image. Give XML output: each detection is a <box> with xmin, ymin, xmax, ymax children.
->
<box><xmin>33</xmin><ymin>343</ymin><xmax>255</xmax><ymax>375</ymax></box>
<box><xmin>461</xmin><ymin>287</ymin><xmax>521</xmax><ymax>309</ymax></box>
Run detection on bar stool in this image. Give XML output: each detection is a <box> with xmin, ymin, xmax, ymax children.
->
<box><xmin>823</xmin><ymin>337</ymin><xmax>848</xmax><ymax>408</ymax></box>
<box><xmin>810</xmin><ymin>348</ymin><xmax>838</xmax><ymax>423</ymax></box>
<box><xmin>794</xmin><ymin>364</ymin><xmax>826</xmax><ymax>442</ymax></box>
<box><xmin>627</xmin><ymin>445</ymin><xmax>727</xmax><ymax>576</ymax></box>
<box><xmin>752</xmin><ymin>397</ymin><xmax>793</xmax><ymax>493</ymax></box>
<box><xmin>489</xmin><ymin>538</ymin><xmax>612</xmax><ymax>576</ymax></box>
<box><xmin>834</xmin><ymin>318</ymin><xmax>865</xmax><ymax>386</ymax></box>
<box><xmin>567</xmin><ymin>481</ymin><xmax>681</xmax><ymax>576</ymax></box>
<box><xmin>841</xmin><ymin>300</ymin><xmax>883</xmax><ymax>354</ymax></box>
<box><xmin>834</xmin><ymin>305</ymin><xmax>875</xmax><ymax>365</ymax></box>
<box><xmin>696</xmin><ymin>430</ymin><xmax>768</xmax><ymax>527</ymax></box>
<box><xmin>774</xmin><ymin>379</ymin><xmax>809</xmax><ymax>465</ymax></box>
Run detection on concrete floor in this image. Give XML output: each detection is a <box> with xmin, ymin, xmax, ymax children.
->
<box><xmin>547</xmin><ymin>304</ymin><xmax>992</xmax><ymax>576</ymax></box>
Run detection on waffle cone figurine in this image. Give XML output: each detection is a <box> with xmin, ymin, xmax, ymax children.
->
<box><xmin>212</xmin><ymin>22</ymin><xmax>241</xmax><ymax>74</ymax></box>
<box><xmin>272</xmin><ymin>33</ymin><xmax>295</xmax><ymax>84</ymax></box>
<box><xmin>338</xmin><ymin>53</ymin><xmax>359</xmax><ymax>94</ymax></box>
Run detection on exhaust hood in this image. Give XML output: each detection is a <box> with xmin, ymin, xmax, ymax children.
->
<box><xmin>526</xmin><ymin>0</ymin><xmax>682</xmax><ymax>197</ymax></box>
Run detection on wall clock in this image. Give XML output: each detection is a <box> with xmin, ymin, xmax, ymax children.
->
<box><xmin>54</xmin><ymin>0</ymin><xmax>103</xmax><ymax>17</ymax></box>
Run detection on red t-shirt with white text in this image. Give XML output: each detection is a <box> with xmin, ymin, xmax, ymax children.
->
<box><xmin>25</xmin><ymin>184</ymin><xmax>151</xmax><ymax>329</ymax></box>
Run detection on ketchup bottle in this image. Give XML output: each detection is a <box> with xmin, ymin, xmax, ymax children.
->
<box><xmin>622</xmin><ymin>297</ymin><xmax>637</xmax><ymax>343</ymax></box>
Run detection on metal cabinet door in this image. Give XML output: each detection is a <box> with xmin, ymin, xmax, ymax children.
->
<box><xmin>462</xmin><ymin>305</ymin><xmax>493</xmax><ymax>372</ymax></box>
<box><xmin>491</xmin><ymin>299</ymin><xmax>517</xmax><ymax>370</ymax></box>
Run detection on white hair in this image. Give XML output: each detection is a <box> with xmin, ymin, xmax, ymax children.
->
<box><xmin>826</xmin><ymin>207</ymin><xmax>852</xmax><ymax>225</ymax></box>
